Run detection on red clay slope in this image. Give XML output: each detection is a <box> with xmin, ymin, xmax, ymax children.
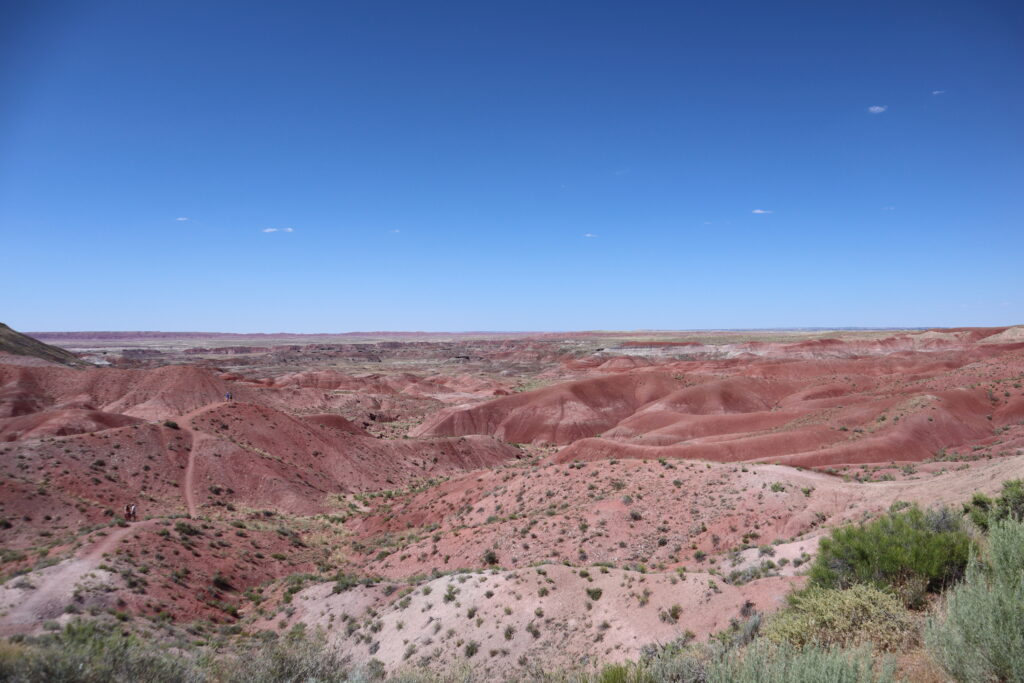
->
<box><xmin>182</xmin><ymin>402</ymin><xmax>521</xmax><ymax>515</ymax></box>
<box><xmin>414</xmin><ymin>331</ymin><xmax>1024</xmax><ymax>468</ymax></box>
<box><xmin>0</xmin><ymin>364</ymin><xmax>245</xmax><ymax>420</ymax></box>
<box><xmin>411</xmin><ymin>371</ymin><xmax>683</xmax><ymax>444</ymax></box>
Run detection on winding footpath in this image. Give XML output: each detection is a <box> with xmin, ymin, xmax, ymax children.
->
<box><xmin>177</xmin><ymin>400</ymin><xmax>228</xmax><ymax>518</ymax></box>
<box><xmin>0</xmin><ymin>401</ymin><xmax>227</xmax><ymax>634</ymax></box>
<box><xmin>0</xmin><ymin>520</ymin><xmax>157</xmax><ymax>635</ymax></box>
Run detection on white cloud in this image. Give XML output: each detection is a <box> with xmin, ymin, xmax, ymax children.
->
<box><xmin>262</xmin><ymin>228</ymin><xmax>278</xmax><ymax>233</ymax></box>
<box><xmin>390</xmin><ymin>229</ymin><xmax>400</xmax><ymax>234</ymax></box>
<box><xmin>932</xmin><ymin>90</ymin><xmax>946</xmax><ymax>95</ymax></box>
<box><xmin>583</xmin><ymin>233</ymin><xmax>597</xmax><ymax>238</ymax></box>
<box><xmin>176</xmin><ymin>217</ymin><xmax>189</xmax><ymax>221</ymax></box>
<box><xmin>263</xmin><ymin>227</ymin><xmax>294</xmax><ymax>233</ymax></box>
<box><xmin>283</xmin><ymin>227</ymin><xmax>294</xmax><ymax>232</ymax></box>
<box><xmin>868</xmin><ymin>105</ymin><xmax>888</xmax><ymax>114</ymax></box>
<box><xmin>752</xmin><ymin>209</ymin><xmax>773</xmax><ymax>214</ymax></box>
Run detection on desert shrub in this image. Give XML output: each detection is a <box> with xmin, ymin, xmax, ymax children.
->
<box><xmin>331</xmin><ymin>572</ymin><xmax>378</xmax><ymax>594</ymax></box>
<box><xmin>0</xmin><ymin>620</ymin><xmax>367</xmax><ymax>683</ymax></box>
<box><xmin>763</xmin><ymin>584</ymin><xmax>914</xmax><ymax>651</ymax></box>
<box><xmin>217</xmin><ymin>631</ymin><xmax>351</xmax><ymax>682</ymax></box>
<box><xmin>175</xmin><ymin>521</ymin><xmax>202</xmax><ymax>537</ymax></box>
<box><xmin>211</xmin><ymin>571</ymin><xmax>233</xmax><ymax>591</ymax></box>
<box><xmin>595</xmin><ymin>640</ymin><xmax>709</xmax><ymax>683</ymax></box>
<box><xmin>596</xmin><ymin>663</ymin><xmax>631</xmax><ymax>683</ymax></box>
<box><xmin>0</xmin><ymin>621</ymin><xmax>203</xmax><ymax>682</ymax></box>
<box><xmin>925</xmin><ymin>517</ymin><xmax>1024</xmax><ymax>682</ymax></box>
<box><xmin>707</xmin><ymin>642</ymin><xmax>897</xmax><ymax>683</ymax></box>
<box><xmin>963</xmin><ymin>479</ymin><xmax>1024</xmax><ymax>531</ymax></box>
<box><xmin>808</xmin><ymin>504</ymin><xmax>969</xmax><ymax>607</ymax></box>
<box><xmin>591</xmin><ymin>642</ymin><xmax>895</xmax><ymax>683</ymax></box>
<box><xmin>710</xmin><ymin>612</ymin><xmax>762</xmax><ymax>650</ymax></box>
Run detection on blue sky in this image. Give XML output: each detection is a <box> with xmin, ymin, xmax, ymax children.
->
<box><xmin>2</xmin><ymin>1</ymin><xmax>1022</xmax><ymax>332</ymax></box>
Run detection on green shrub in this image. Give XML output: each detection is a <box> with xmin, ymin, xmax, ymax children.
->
<box><xmin>925</xmin><ymin>517</ymin><xmax>1024</xmax><ymax>682</ymax></box>
<box><xmin>963</xmin><ymin>479</ymin><xmax>1024</xmax><ymax>531</ymax></box>
<box><xmin>808</xmin><ymin>504</ymin><xmax>969</xmax><ymax>607</ymax></box>
<box><xmin>596</xmin><ymin>663</ymin><xmax>632</xmax><ymax>683</ymax></box>
<box><xmin>591</xmin><ymin>642</ymin><xmax>896</xmax><ymax>683</ymax></box>
<box><xmin>217</xmin><ymin>631</ymin><xmax>351</xmax><ymax>682</ymax></box>
<box><xmin>0</xmin><ymin>621</ymin><xmax>202</xmax><ymax>682</ymax></box>
<box><xmin>763</xmin><ymin>585</ymin><xmax>914</xmax><ymax>651</ymax></box>
<box><xmin>707</xmin><ymin>642</ymin><xmax>897</xmax><ymax>683</ymax></box>
<box><xmin>595</xmin><ymin>640</ymin><xmax>709</xmax><ymax>683</ymax></box>
<box><xmin>211</xmin><ymin>572</ymin><xmax>233</xmax><ymax>592</ymax></box>
<box><xmin>174</xmin><ymin>521</ymin><xmax>202</xmax><ymax>537</ymax></box>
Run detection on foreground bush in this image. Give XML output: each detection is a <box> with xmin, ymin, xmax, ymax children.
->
<box><xmin>808</xmin><ymin>504</ymin><xmax>969</xmax><ymax>607</ymax></box>
<box><xmin>0</xmin><ymin>622</ymin><xmax>203</xmax><ymax>683</ymax></box>
<box><xmin>593</xmin><ymin>641</ymin><xmax>896</xmax><ymax>683</ymax></box>
<box><xmin>215</xmin><ymin>632</ymin><xmax>357</xmax><ymax>682</ymax></box>
<box><xmin>0</xmin><ymin>622</ymin><xmax>366</xmax><ymax>683</ymax></box>
<box><xmin>707</xmin><ymin>642</ymin><xmax>897</xmax><ymax>683</ymax></box>
<box><xmin>925</xmin><ymin>517</ymin><xmax>1024</xmax><ymax>682</ymax></box>
<box><xmin>762</xmin><ymin>584</ymin><xmax>914</xmax><ymax>651</ymax></box>
<box><xmin>964</xmin><ymin>479</ymin><xmax>1024</xmax><ymax>531</ymax></box>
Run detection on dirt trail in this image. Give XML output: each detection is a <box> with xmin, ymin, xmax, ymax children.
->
<box><xmin>176</xmin><ymin>401</ymin><xmax>227</xmax><ymax>518</ymax></box>
<box><xmin>0</xmin><ymin>404</ymin><xmax>225</xmax><ymax>635</ymax></box>
<box><xmin>0</xmin><ymin>520</ymin><xmax>157</xmax><ymax>636</ymax></box>
<box><xmin>183</xmin><ymin>442</ymin><xmax>198</xmax><ymax>518</ymax></box>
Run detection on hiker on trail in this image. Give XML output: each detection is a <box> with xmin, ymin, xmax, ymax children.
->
<box><xmin>225</xmin><ymin>391</ymin><xmax>233</xmax><ymax>401</ymax></box>
<box><xmin>124</xmin><ymin>503</ymin><xmax>131</xmax><ymax>520</ymax></box>
<box><xmin>129</xmin><ymin>504</ymin><xmax>137</xmax><ymax>521</ymax></box>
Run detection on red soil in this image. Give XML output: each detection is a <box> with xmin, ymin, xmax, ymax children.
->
<box><xmin>412</xmin><ymin>372</ymin><xmax>684</xmax><ymax>444</ymax></box>
<box><xmin>2</xmin><ymin>325</ymin><xmax>1024</xmax><ymax>668</ymax></box>
<box><xmin>416</xmin><ymin>333</ymin><xmax>1024</xmax><ymax>469</ymax></box>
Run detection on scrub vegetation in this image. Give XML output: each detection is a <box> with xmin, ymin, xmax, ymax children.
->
<box><xmin>4</xmin><ymin>481</ymin><xmax>1023</xmax><ymax>682</ymax></box>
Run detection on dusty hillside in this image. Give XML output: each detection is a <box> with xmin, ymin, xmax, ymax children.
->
<box><xmin>1</xmin><ymin>327</ymin><xmax>1023</xmax><ymax>678</ymax></box>
<box><xmin>0</xmin><ymin>323</ymin><xmax>86</xmax><ymax>367</ymax></box>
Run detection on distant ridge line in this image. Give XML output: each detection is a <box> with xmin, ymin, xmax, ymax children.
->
<box><xmin>28</xmin><ymin>327</ymin><xmax>931</xmax><ymax>340</ymax></box>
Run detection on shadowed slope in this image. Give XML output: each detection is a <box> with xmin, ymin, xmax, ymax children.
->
<box><xmin>0</xmin><ymin>323</ymin><xmax>86</xmax><ymax>367</ymax></box>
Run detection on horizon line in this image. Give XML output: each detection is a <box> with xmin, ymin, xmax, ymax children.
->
<box><xmin>25</xmin><ymin>326</ymin><xmax>965</xmax><ymax>337</ymax></box>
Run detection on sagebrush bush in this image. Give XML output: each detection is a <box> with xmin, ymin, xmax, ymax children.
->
<box><xmin>963</xmin><ymin>479</ymin><xmax>1024</xmax><ymax>531</ymax></box>
<box><xmin>217</xmin><ymin>632</ymin><xmax>353</xmax><ymax>682</ymax></box>
<box><xmin>591</xmin><ymin>641</ymin><xmax>896</xmax><ymax>683</ymax></box>
<box><xmin>707</xmin><ymin>642</ymin><xmax>897</xmax><ymax>683</ymax></box>
<box><xmin>925</xmin><ymin>517</ymin><xmax>1024</xmax><ymax>682</ymax></box>
<box><xmin>808</xmin><ymin>504</ymin><xmax>969</xmax><ymax>607</ymax></box>
<box><xmin>762</xmin><ymin>584</ymin><xmax>914</xmax><ymax>651</ymax></box>
<box><xmin>0</xmin><ymin>622</ymin><xmax>203</xmax><ymax>683</ymax></box>
<box><xmin>596</xmin><ymin>654</ymin><xmax>708</xmax><ymax>683</ymax></box>
<box><xmin>0</xmin><ymin>622</ymin><xmax>366</xmax><ymax>683</ymax></box>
